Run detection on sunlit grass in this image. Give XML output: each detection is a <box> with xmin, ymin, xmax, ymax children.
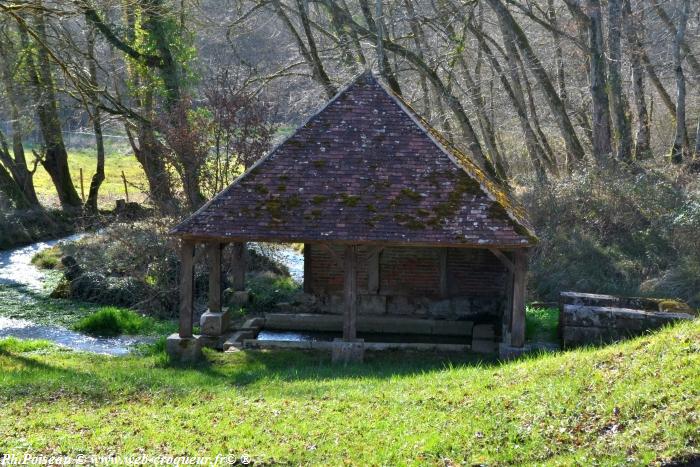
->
<box><xmin>31</xmin><ymin>148</ymin><xmax>148</xmax><ymax>208</ymax></box>
<box><xmin>72</xmin><ymin>307</ymin><xmax>175</xmax><ymax>337</ymax></box>
<box><xmin>0</xmin><ymin>320</ymin><xmax>697</xmax><ymax>464</ymax></box>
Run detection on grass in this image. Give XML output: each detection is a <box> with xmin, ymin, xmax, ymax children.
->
<box><xmin>0</xmin><ymin>283</ymin><xmax>176</xmax><ymax>334</ymax></box>
<box><xmin>0</xmin><ymin>320</ymin><xmax>697</xmax><ymax>464</ymax></box>
<box><xmin>526</xmin><ymin>306</ymin><xmax>559</xmax><ymax>343</ymax></box>
<box><xmin>30</xmin><ymin>245</ymin><xmax>62</xmax><ymax>270</ymax></box>
<box><xmin>72</xmin><ymin>307</ymin><xmax>174</xmax><ymax>337</ymax></box>
<box><xmin>31</xmin><ymin>148</ymin><xmax>148</xmax><ymax>208</ymax></box>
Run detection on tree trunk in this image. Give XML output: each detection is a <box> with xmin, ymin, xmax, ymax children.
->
<box><xmin>85</xmin><ymin>26</ymin><xmax>105</xmax><ymax>213</ymax></box>
<box><xmin>0</xmin><ymin>140</ymin><xmax>32</xmax><ymax>209</ymax></box>
<box><xmin>485</xmin><ymin>0</ymin><xmax>585</xmax><ymax>163</ymax></box>
<box><xmin>586</xmin><ymin>0</ymin><xmax>613</xmax><ymax>160</ymax></box>
<box><xmin>21</xmin><ymin>16</ymin><xmax>82</xmax><ymax>209</ymax></box>
<box><xmin>358</xmin><ymin>0</ymin><xmax>402</xmax><ymax>95</ymax></box>
<box><xmin>607</xmin><ymin>0</ymin><xmax>632</xmax><ymax>161</ymax></box>
<box><xmin>622</xmin><ymin>0</ymin><xmax>651</xmax><ymax>159</ymax></box>
<box><xmin>403</xmin><ymin>0</ymin><xmax>431</xmax><ymax>118</ymax></box>
<box><xmin>669</xmin><ymin>0</ymin><xmax>689</xmax><ymax>164</ymax></box>
<box><xmin>0</xmin><ymin>37</ymin><xmax>39</xmax><ymax>207</ymax></box>
<box><xmin>122</xmin><ymin>3</ymin><xmax>177</xmax><ymax>212</ymax></box>
<box><xmin>695</xmin><ymin>117</ymin><xmax>700</xmax><ymax>159</ymax></box>
<box><xmin>547</xmin><ymin>0</ymin><xmax>567</xmax><ymax>102</ymax></box>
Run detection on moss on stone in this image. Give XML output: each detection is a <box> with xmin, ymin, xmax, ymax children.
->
<box><xmin>340</xmin><ymin>194</ymin><xmax>360</xmax><ymax>207</ymax></box>
<box><xmin>400</xmin><ymin>188</ymin><xmax>421</xmax><ymax>201</ymax></box>
<box><xmin>312</xmin><ymin>195</ymin><xmax>328</xmax><ymax>205</ymax></box>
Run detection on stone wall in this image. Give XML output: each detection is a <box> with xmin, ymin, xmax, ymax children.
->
<box><xmin>304</xmin><ymin>244</ymin><xmax>507</xmax><ymax>323</ymax></box>
<box><xmin>559</xmin><ymin>292</ymin><xmax>695</xmax><ymax>347</ymax></box>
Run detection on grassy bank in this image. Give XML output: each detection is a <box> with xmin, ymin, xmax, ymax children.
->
<box><xmin>0</xmin><ymin>320</ymin><xmax>697</xmax><ymax>465</ymax></box>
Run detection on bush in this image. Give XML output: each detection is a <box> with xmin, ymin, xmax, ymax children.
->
<box><xmin>31</xmin><ymin>246</ymin><xmax>62</xmax><ymax>269</ymax></box>
<box><xmin>56</xmin><ymin>218</ymin><xmax>293</xmax><ymax>318</ymax></box>
<box><xmin>72</xmin><ymin>307</ymin><xmax>170</xmax><ymax>337</ymax></box>
<box><xmin>524</xmin><ymin>160</ymin><xmax>700</xmax><ymax>307</ymax></box>
<box><xmin>0</xmin><ymin>208</ymin><xmax>76</xmax><ymax>250</ymax></box>
<box><xmin>243</xmin><ymin>272</ymin><xmax>301</xmax><ymax>314</ymax></box>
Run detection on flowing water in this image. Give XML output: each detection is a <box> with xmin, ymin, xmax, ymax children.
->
<box><xmin>0</xmin><ymin>235</ymin><xmax>305</xmax><ymax>354</ymax></box>
<box><xmin>0</xmin><ymin>234</ymin><xmax>151</xmax><ymax>355</ymax></box>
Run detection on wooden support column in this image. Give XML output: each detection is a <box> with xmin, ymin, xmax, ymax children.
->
<box><xmin>343</xmin><ymin>245</ymin><xmax>358</xmax><ymax>340</ymax></box>
<box><xmin>231</xmin><ymin>241</ymin><xmax>246</xmax><ymax>291</ymax></box>
<box><xmin>178</xmin><ymin>240</ymin><xmax>196</xmax><ymax>338</ymax></box>
<box><xmin>510</xmin><ymin>250</ymin><xmax>528</xmax><ymax>348</ymax></box>
<box><xmin>303</xmin><ymin>243</ymin><xmax>312</xmax><ymax>293</ymax></box>
<box><xmin>439</xmin><ymin>248</ymin><xmax>449</xmax><ymax>298</ymax></box>
<box><xmin>207</xmin><ymin>242</ymin><xmax>223</xmax><ymax>313</ymax></box>
<box><xmin>367</xmin><ymin>247</ymin><xmax>382</xmax><ymax>295</ymax></box>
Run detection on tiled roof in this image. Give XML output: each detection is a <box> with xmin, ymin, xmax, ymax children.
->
<box><xmin>171</xmin><ymin>72</ymin><xmax>536</xmax><ymax>247</ymax></box>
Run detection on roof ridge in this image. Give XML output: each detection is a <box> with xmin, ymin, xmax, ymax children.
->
<box><xmin>170</xmin><ymin>70</ymin><xmax>372</xmax><ymax>235</ymax></box>
<box><xmin>371</xmin><ymin>77</ymin><xmax>537</xmax><ymax>242</ymax></box>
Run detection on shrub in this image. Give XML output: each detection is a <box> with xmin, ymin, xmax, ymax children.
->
<box><xmin>243</xmin><ymin>272</ymin><xmax>301</xmax><ymax>314</ymax></box>
<box><xmin>56</xmin><ymin>218</ymin><xmax>293</xmax><ymax>318</ymax></box>
<box><xmin>524</xmin><ymin>160</ymin><xmax>700</xmax><ymax>307</ymax></box>
<box><xmin>72</xmin><ymin>307</ymin><xmax>170</xmax><ymax>337</ymax></box>
<box><xmin>31</xmin><ymin>246</ymin><xmax>62</xmax><ymax>269</ymax></box>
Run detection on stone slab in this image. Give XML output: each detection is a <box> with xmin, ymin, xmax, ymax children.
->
<box><xmin>166</xmin><ymin>334</ymin><xmax>202</xmax><ymax>362</ymax></box>
<box><xmin>331</xmin><ymin>338</ymin><xmax>364</xmax><ymax>364</ymax></box>
<box><xmin>200</xmin><ymin>310</ymin><xmax>230</xmax><ymax>337</ymax></box>
<box><xmin>263</xmin><ymin>313</ymin><xmax>474</xmax><ymax>336</ymax></box>
<box><xmin>471</xmin><ymin>339</ymin><xmax>497</xmax><ymax>354</ymax></box>
<box><xmin>472</xmin><ymin>323</ymin><xmax>496</xmax><ymax>340</ymax></box>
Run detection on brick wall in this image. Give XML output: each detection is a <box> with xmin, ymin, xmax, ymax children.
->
<box><xmin>305</xmin><ymin>244</ymin><xmax>508</xmax><ymax>319</ymax></box>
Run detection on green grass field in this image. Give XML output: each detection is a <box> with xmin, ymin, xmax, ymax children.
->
<box><xmin>0</xmin><ymin>320</ymin><xmax>697</xmax><ymax>465</ymax></box>
<box><xmin>32</xmin><ymin>148</ymin><xmax>148</xmax><ymax>208</ymax></box>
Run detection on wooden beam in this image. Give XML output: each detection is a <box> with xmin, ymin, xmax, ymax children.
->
<box><xmin>176</xmin><ymin>234</ymin><xmax>533</xmax><ymax>251</ymax></box>
<box><xmin>231</xmin><ymin>242</ymin><xmax>246</xmax><ymax>291</ymax></box>
<box><xmin>207</xmin><ymin>242</ymin><xmax>223</xmax><ymax>313</ymax></box>
<box><xmin>439</xmin><ymin>248</ymin><xmax>448</xmax><ymax>298</ymax></box>
<box><xmin>343</xmin><ymin>245</ymin><xmax>358</xmax><ymax>339</ymax></box>
<box><xmin>319</xmin><ymin>242</ymin><xmax>343</xmax><ymax>268</ymax></box>
<box><xmin>179</xmin><ymin>240</ymin><xmax>196</xmax><ymax>338</ymax></box>
<box><xmin>303</xmin><ymin>243</ymin><xmax>312</xmax><ymax>293</ymax></box>
<box><xmin>367</xmin><ymin>247</ymin><xmax>382</xmax><ymax>294</ymax></box>
<box><xmin>510</xmin><ymin>250</ymin><xmax>528</xmax><ymax>347</ymax></box>
<box><xmin>488</xmin><ymin>248</ymin><xmax>515</xmax><ymax>273</ymax></box>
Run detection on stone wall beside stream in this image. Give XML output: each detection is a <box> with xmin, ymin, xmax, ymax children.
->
<box><xmin>559</xmin><ymin>292</ymin><xmax>695</xmax><ymax>347</ymax></box>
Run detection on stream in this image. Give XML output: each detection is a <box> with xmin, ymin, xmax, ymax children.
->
<box><xmin>0</xmin><ymin>235</ymin><xmax>305</xmax><ymax>355</ymax></box>
<box><xmin>0</xmin><ymin>234</ymin><xmax>152</xmax><ymax>355</ymax></box>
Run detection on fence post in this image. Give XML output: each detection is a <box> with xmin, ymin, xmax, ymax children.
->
<box><xmin>79</xmin><ymin>168</ymin><xmax>85</xmax><ymax>203</ymax></box>
<box><xmin>121</xmin><ymin>170</ymin><xmax>129</xmax><ymax>203</ymax></box>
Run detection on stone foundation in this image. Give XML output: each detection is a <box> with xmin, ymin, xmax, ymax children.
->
<box><xmin>559</xmin><ymin>292</ymin><xmax>694</xmax><ymax>348</ymax></box>
<box><xmin>166</xmin><ymin>334</ymin><xmax>202</xmax><ymax>362</ymax></box>
<box><xmin>331</xmin><ymin>338</ymin><xmax>364</xmax><ymax>364</ymax></box>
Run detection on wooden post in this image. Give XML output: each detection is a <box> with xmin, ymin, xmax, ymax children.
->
<box><xmin>231</xmin><ymin>242</ymin><xmax>246</xmax><ymax>291</ymax></box>
<box><xmin>303</xmin><ymin>243</ymin><xmax>312</xmax><ymax>293</ymax></box>
<box><xmin>439</xmin><ymin>248</ymin><xmax>448</xmax><ymax>298</ymax></box>
<box><xmin>79</xmin><ymin>168</ymin><xmax>85</xmax><ymax>203</ymax></box>
<box><xmin>510</xmin><ymin>250</ymin><xmax>528</xmax><ymax>347</ymax></box>
<box><xmin>121</xmin><ymin>170</ymin><xmax>129</xmax><ymax>203</ymax></box>
<box><xmin>179</xmin><ymin>240</ymin><xmax>196</xmax><ymax>338</ymax></box>
<box><xmin>343</xmin><ymin>245</ymin><xmax>358</xmax><ymax>340</ymax></box>
<box><xmin>367</xmin><ymin>247</ymin><xmax>381</xmax><ymax>295</ymax></box>
<box><xmin>207</xmin><ymin>242</ymin><xmax>223</xmax><ymax>313</ymax></box>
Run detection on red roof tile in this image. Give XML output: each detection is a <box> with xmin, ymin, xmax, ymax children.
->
<box><xmin>171</xmin><ymin>72</ymin><xmax>536</xmax><ymax>247</ymax></box>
